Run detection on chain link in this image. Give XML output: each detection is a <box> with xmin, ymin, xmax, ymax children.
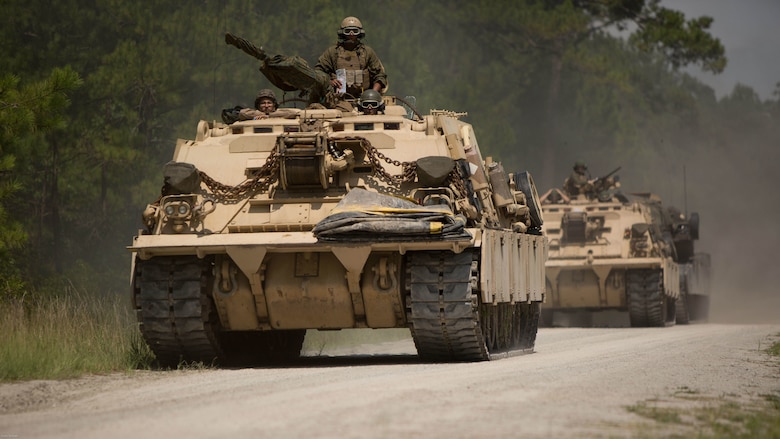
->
<box><xmin>199</xmin><ymin>151</ymin><xmax>280</xmax><ymax>201</ymax></box>
<box><xmin>448</xmin><ymin>168</ymin><xmax>468</xmax><ymax>199</ymax></box>
<box><xmin>188</xmin><ymin>136</ymin><xmax>467</xmax><ymax>204</ymax></box>
<box><xmin>345</xmin><ymin>136</ymin><xmax>417</xmax><ymax>185</ymax></box>
<box><xmin>356</xmin><ymin>135</ymin><xmax>468</xmax><ymax>202</ymax></box>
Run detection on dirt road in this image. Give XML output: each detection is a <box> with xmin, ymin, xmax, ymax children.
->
<box><xmin>1</xmin><ymin>324</ymin><xmax>778</xmax><ymax>438</ymax></box>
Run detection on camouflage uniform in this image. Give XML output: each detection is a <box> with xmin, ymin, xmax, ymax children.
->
<box><xmin>315</xmin><ymin>42</ymin><xmax>387</xmax><ymax>98</ymax></box>
<box><xmin>238</xmin><ymin>108</ymin><xmax>268</xmax><ymax>120</ymax></box>
<box><xmin>238</xmin><ymin>89</ymin><xmax>278</xmax><ymax>120</ymax></box>
<box><xmin>563</xmin><ymin>163</ymin><xmax>591</xmax><ymax>196</ymax></box>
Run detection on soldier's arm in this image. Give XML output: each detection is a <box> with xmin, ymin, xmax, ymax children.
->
<box><xmin>364</xmin><ymin>46</ymin><xmax>387</xmax><ymax>90</ymax></box>
<box><xmin>563</xmin><ymin>177</ymin><xmax>573</xmax><ymax>195</ymax></box>
<box><xmin>238</xmin><ymin>108</ymin><xmax>263</xmax><ymax>121</ymax></box>
<box><xmin>314</xmin><ymin>46</ymin><xmax>337</xmax><ymax>77</ymax></box>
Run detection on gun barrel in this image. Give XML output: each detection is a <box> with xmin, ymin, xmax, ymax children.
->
<box><xmin>225</xmin><ymin>33</ymin><xmax>266</xmax><ymax>61</ymax></box>
<box><xmin>599</xmin><ymin>166</ymin><xmax>622</xmax><ymax>181</ymax></box>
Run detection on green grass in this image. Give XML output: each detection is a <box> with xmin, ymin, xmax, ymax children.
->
<box><xmin>0</xmin><ymin>287</ymin><xmax>413</xmax><ymax>381</ymax></box>
<box><xmin>627</xmin><ymin>395</ymin><xmax>780</xmax><ymax>439</ymax></box>
<box><xmin>0</xmin><ymin>290</ymin><xmax>153</xmax><ymax>381</ymax></box>
<box><xmin>768</xmin><ymin>333</ymin><xmax>780</xmax><ymax>357</ymax></box>
<box><xmin>625</xmin><ymin>334</ymin><xmax>780</xmax><ymax>438</ymax></box>
<box><xmin>626</xmin><ymin>401</ymin><xmax>683</xmax><ymax>424</ymax></box>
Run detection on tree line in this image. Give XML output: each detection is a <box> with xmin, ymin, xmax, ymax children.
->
<box><xmin>1</xmin><ymin>0</ymin><xmax>778</xmax><ymax>298</ymax></box>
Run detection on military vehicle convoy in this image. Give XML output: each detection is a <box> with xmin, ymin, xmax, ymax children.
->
<box><xmin>129</xmin><ymin>76</ymin><xmax>547</xmax><ymax>364</ymax></box>
<box><xmin>539</xmin><ymin>170</ymin><xmax>709</xmax><ymax>327</ymax></box>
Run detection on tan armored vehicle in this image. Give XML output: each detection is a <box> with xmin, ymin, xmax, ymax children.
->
<box><xmin>665</xmin><ymin>207</ymin><xmax>711</xmax><ymax>323</ymax></box>
<box><xmin>129</xmin><ymin>92</ymin><xmax>547</xmax><ymax>365</ymax></box>
<box><xmin>539</xmin><ymin>170</ymin><xmax>708</xmax><ymax>327</ymax></box>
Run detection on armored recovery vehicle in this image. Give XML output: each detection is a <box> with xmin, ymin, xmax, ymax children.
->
<box><xmin>129</xmin><ymin>58</ymin><xmax>547</xmax><ymax>365</ymax></box>
<box><xmin>539</xmin><ymin>171</ymin><xmax>709</xmax><ymax>327</ymax></box>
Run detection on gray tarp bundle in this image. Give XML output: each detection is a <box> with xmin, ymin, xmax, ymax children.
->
<box><xmin>313</xmin><ymin>189</ymin><xmax>471</xmax><ymax>242</ymax></box>
<box><xmin>162</xmin><ymin>161</ymin><xmax>200</xmax><ymax>195</ymax></box>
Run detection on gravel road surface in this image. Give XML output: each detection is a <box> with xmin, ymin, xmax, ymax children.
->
<box><xmin>1</xmin><ymin>323</ymin><xmax>778</xmax><ymax>438</ymax></box>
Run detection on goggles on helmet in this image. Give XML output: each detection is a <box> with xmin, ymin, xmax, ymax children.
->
<box><xmin>342</xmin><ymin>27</ymin><xmax>361</xmax><ymax>36</ymax></box>
<box><xmin>360</xmin><ymin>100</ymin><xmax>380</xmax><ymax>110</ymax></box>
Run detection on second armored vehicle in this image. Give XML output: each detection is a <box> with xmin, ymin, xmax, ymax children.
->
<box><xmin>539</xmin><ymin>170</ymin><xmax>709</xmax><ymax>327</ymax></box>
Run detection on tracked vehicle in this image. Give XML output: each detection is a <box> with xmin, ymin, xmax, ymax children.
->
<box><xmin>540</xmin><ymin>179</ymin><xmax>708</xmax><ymax>327</ymax></box>
<box><xmin>666</xmin><ymin>207</ymin><xmax>711</xmax><ymax>323</ymax></box>
<box><xmin>129</xmin><ymin>95</ymin><xmax>547</xmax><ymax>365</ymax></box>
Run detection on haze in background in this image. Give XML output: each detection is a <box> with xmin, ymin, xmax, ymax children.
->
<box><xmin>641</xmin><ymin>0</ymin><xmax>780</xmax><ymax>323</ymax></box>
<box><xmin>663</xmin><ymin>0</ymin><xmax>780</xmax><ymax>99</ymax></box>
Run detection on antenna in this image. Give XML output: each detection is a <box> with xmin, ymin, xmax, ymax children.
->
<box><xmin>683</xmin><ymin>164</ymin><xmax>688</xmax><ymax>217</ymax></box>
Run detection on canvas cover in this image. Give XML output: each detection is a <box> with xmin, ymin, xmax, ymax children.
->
<box><xmin>313</xmin><ymin>188</ymin><xmax>471</xmax><ymax>241</ymax></box>
<box><xmin>162</xmin><ymin>161</ymin><xmax>201</xmax><ymax>195</ymax></box>
<box><xmin>260</xmin><ymin>55</ymin><xmax>331</xmax><ymax>104</ymax></box>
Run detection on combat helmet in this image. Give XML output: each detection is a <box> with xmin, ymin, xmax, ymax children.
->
<box><xmin>573</xmin><ymin>160</ymin><xmax>588</xmax><ymax>171</ymax></box>
<box><xmin>359</xmin><ymin>89</ymin><xmax>385</xmax><ymax>113</ymax></box>
<box><xmin>339</xmin><ymin>16</ymin><xmax>365</xmax><ymax>39</ymax></box>
<box><xmin>254</xmin><ymin>89</ymin><xmax>277</xmax><ymax>108</ymax></box>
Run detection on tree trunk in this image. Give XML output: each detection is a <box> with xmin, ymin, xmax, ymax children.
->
<box><xmin>50</xmin><ymin>138</ymin><xmax>62</xmax><ymax>274</ymax></box>
<box><xmin>541</xmin><ymin>51</ymin><xmax>563</xmax><ymax>190</ymax></box>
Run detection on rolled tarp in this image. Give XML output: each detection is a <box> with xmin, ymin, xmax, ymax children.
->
<box><xmin>313</xmin><ymin>188</ymin><xmax>471</xmax><ymax>242</ymax></box>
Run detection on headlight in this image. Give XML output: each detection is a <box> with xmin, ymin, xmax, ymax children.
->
<box><xmin>160</xmin><ymin>199</ymin><xmax>193</xmax><ymax>234</ymax></box>
<box><xmin>162</xmin><ymin>201</ymin><xmax>191</xmax><ymax>219</ymax></box>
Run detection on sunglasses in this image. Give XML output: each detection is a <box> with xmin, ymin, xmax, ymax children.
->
<box><xmin>360</xmin><ymin>100</ymin><xmax>380</xmax><ymax>109</ymax></box>
<box><xmin>342</xmin><ymin>27</ymin><xmax>361</xmax><ymax>36</ymax></box>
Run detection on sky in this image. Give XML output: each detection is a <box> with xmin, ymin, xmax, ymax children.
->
<box><xmin>662</xmin><ymin>0</ymin><xmax>780</xmax><ymax>100</ymax></box>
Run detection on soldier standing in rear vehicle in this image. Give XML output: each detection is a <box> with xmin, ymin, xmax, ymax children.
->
<box><xmin>563</xmin><ymin>161</ymin><xmax>592</xmax><ymax>197</ymax></box>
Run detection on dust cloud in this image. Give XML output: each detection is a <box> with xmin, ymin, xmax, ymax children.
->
<box><xmin>689</xmin><ymin>143</ymin><xmax>780</xmax><ymax>323</ymax></box>
<box><xmin>595</xmin><ymin>127</ymin><xmax>779</xmax><ymax>325</ymax></box>
<box><xmin>657</xmin><ymin>0</ymin><xmax>780</xmax><ymax>324</ymax></box>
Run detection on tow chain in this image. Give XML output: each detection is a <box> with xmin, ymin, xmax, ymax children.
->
<box><xmin>345</xmin><ymin>136</ymin><xmax>418</xmax><ymax>185</ymax></box>
<box><xmin>448</xmin><ymin>168</ymin><xmax>468</xmax><ymax>200</ymax></box>
<box><xmin>192</xmin><ymin>136</ymin><xmax>468</xmax><ymax>203</ymax></box>
<box><xmin>199</xmin><ymin>151</ymin><xmax>280</xmax><ymax>202</ymax></box>
<box><xmin>356</xmin><ymin>137</ymin><xmax>469</xmax><ymax>202</ymax></box>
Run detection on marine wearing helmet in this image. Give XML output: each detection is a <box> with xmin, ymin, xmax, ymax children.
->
<box><xmin>338</xmin><ymin>16</ymin><xmax>366</xmax><ymax>39</ymax></box>
<box><xmin>563</xmin><ymin>160</ymin><xmax>592</xmax><ymax>197</ymax></box>
<box><xmin>236</xmin><ymin>88</ymin><xmax>279</xmax><ymax>121</ymax></box>
<box><xmin>358</xmin><ymin>89</ymin><xmax>385</xmax><ymax>114</ymax></box>
<box><xmin>254</xmin><ymin>89</ymin><xmax>278</xmax><ymax>113</ymax></box>
<box><xmin>315</xmin><ymin>16</ymin><xmax>387</xmax><ymax>99</ymax></box>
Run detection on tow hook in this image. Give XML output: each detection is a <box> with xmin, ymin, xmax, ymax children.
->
<box><xmin>372</xmin><ymin>257</ymin><xmax>397</xmax><ymax>291</ymax></box>
<box><xmin>214</xmin><ymin>258</ymin><xmax>238</xmax><ymax>296</ymax></box>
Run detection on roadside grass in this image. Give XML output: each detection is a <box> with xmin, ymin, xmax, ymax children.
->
<box><xmin>769</xmin><ymin>334</ymin><xmax>780</xmax><ymax>357</ymax></box>
<box><xmin>0</xmin><ymin>290</ymin><xmax>154</xmax><ymax>382</ymax></box>
<box><xmin>0</xmin><ymin>286</ymin><xmax>413</xmax><ymax>381</ymax></box>
<box><xmin>626</xmin><ymin>334</ymin><xmax>780</xmax><ymax>438</ymax></box>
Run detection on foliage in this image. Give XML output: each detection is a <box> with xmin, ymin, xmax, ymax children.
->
<box><xmin>0</xmin><ymin>0</ymin><xmax>777</xmax><ymax>379</ymax></box>
<box><xmin>0</xmin><ymin>68</ymin><xmax>82</xmax><ymax>299</ymax></box>
<box><xmin>629</xmin><ymin>3</ymin><xmax>726</xmax><ymax>73</ymax></box>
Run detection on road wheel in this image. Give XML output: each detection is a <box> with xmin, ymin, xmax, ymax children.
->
<box><xmin>676</xmin><ymin>277</ymin><xmax>690</xmax><ymax>325</ymax></box>
<box><xmin>627</xmin><ymin>269</ymin><xmax>671</xmax><ymax>327</ymax></box>
<box><xmin>516</xmin><ymin>171</ymin><xmax>543</xmax><ymax>229</ymax></box>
